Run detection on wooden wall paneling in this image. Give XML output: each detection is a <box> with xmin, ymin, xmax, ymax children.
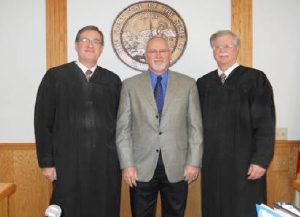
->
<box><xmin>231</xmin><ymin>0</ymin><xmax>253</xmax><ymax>67</ymax></box>
<box><xmin>0</xmin><ymin>198</ymin><xmax>8</xmax><ymax>217</ymax></box>
<box><xmin>266</xmin><ymin>141</ymin><xmax>299</xmax><ymax>207</ymax></box>
<box><xmin>13</xmin><ymin>149</ymin><xmax>49</xmax><ymax>217</ymax></box>
<box><xmin>0</xmin><ymin>144</ymin><xmax>50</xmax><ymax>217</ymax></box>
<box><xmin>46</xmin><ymin>0</ymin><xmax>67</xmax><ymax>69</ymax></box>
<box><xmin>185</xmin><ymin>177</ymin><xmax>201</xmax><ymax>216</ymax></box>
<box><xmin>0</xmin><ymin>150</ymin><xmax>14</xmax><ymax>181</ymax></box>
<box><xmin>1</xmin><ymin>141</ymin><xmax>298</xmax><ymax>217</ymax></box>
<box><xmin>0</xmin><ymin>151</ymin><xmax>14</xmax><ymax>217</ymax></box>
<box><xmin>0</xmin><ymin>183</ymin><xmax>16</xmax><ymax>217</ymax></box>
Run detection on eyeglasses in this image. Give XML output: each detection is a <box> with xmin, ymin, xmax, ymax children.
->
<box><xmin>212</xmin><ymin>44</ymin><xmax>236</xmax><ymax>50</ymax></box>
<box><xmin>78</xmin><ymin>38</ymin><xmax>102</xmax><ymax>45</ymax></box>
<box><xmin>146</xmin><ymin>49</ymin><xmax>170</xmax><ymax>55</ymax></box>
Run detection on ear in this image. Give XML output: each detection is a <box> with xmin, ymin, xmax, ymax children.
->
<box><xmin>168</xmin><ymin>53</ymin><xmax>172</xmax><ymax>61</ymax></box>
<box><xmin>75</xmin><ymin>42</ymin><xmax>78</xmax><ymax>52</ymax></box>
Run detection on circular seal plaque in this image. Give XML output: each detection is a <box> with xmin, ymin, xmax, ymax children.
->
<box><xmin>111</xmin><ymin>1</ymin><xmax>188</xmax><ymax>71</ymax></box>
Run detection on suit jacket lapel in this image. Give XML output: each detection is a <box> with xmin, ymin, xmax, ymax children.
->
<box><xmin>162</xmin><ymin>71</ymin><xmax>178</xmax><ymax>115</ymax></box>
<box><xmin>137</xmin><ymin>72</ymin><xmax>157</xmax><ymax>111</ymax></box>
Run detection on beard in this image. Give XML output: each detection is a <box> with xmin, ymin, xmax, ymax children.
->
<box><xmin>151</xmin><ymin>60</ymin><xmax>167</xmax><ymax>72</ymax></box>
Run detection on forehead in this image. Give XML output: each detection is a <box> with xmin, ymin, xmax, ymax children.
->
<box><xmin>214</xmin><ymin>34</ymin><xmax>234</xmax><ymax>43</ymax></box>
<box><xmin>147</xmin><ymin>38</ymin><xmax>169</xmax><ymax>49</ymax></box>
<box><xmin>80</xmin><ymin>30</ymin><xmax>101</xmax><ymax>39</ymax></box>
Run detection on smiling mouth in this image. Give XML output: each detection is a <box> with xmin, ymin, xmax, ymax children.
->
<box><xmin>219</xmin><ymin>53</ymin><xmax>229</xmax><ymax>57</ymax></box>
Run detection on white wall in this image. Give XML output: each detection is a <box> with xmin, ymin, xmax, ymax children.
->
<box><xmin>253</xmin><ymin>0</ymin><xmax>300</xmax><ymax>140</ymax></box>
<box><xmin>0</xmin><ymin>0</ymin><xmax>299</xmax><ymax>142</ymax></box>
<box><xmin>67</xmin><ymin>0</ymin><xmax>231</xmax><ymax>80</ymax></box>
<box><xmin>0</xmin><ymin>0</ymin><xmax>46</xmax><ymax>142</ymax></box>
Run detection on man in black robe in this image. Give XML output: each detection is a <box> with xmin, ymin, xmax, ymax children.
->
<box><xmin>34</xmin><ymin>25</ymin><xmax>122</xmax><ymax>217</ymax></box>
<box><xmin>197</xmin><ymin>30</ymin><xmax>275</xmax><ymax>217</ymax></box>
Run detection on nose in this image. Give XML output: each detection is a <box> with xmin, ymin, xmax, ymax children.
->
<box><xmin>156</xmin><ymin>51</ymin><xmax>162</xmax><ymax>57</ymax></box>
<box><xmin>219</xmin><ymin>46</ymin><xmax>225</xmax><ymax>52</ymax></box>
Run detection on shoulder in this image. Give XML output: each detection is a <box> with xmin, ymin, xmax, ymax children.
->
<box><xmin>47</xmin><ymin>62</ymin><xmax>74</xmax><ymax>73</ymax></box>
<box><xmin>196</xmin><ymin>70</ymin><xmax>217</xmax><ymax>84</ymax></box>
<box><xmin>42</xmin><ymin>62</ymin><xmax>74</xmax><ymax>83</ymax></box>
<box><xmin>169</xmin><ymin>70</ymin><xmax>196</xmax><ymax>84</ymax></box>
<box><xmin>123</xmin><ymin>71</ymin><xmax>148</xmax><ymax>84</ymax></box>
<box><xmin>96</xmin><ymin>66</ymin><xmax>121</xmax><ymax>82</ymax></box>
<box><xmin>237</xmin><ymin>65</ymin><xmax>271</xmax><ymax>84</ymax></box>
<box><xmin>238</xmin><ymin>65</ymin><xmax>265</xmax><ymax>77</ymax></box>
<box><xmin>45</xmin><ymin>62</ymin><xmax>76</xmax><ymax>78</ymax></box>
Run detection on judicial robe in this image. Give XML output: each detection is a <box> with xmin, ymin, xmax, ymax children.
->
<box><xmin>196</xmin><ymin>65</ymin><xmax>275</xmax><ymax>217</ymax></box>
<box><xmin>34</xmin><ymin>62</ymin><xmax>122</xmax><ymax>217</ymax></box>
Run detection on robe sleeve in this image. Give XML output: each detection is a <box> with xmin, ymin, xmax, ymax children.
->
<box><xmin>250</xmin><ymin>72</ymin><xmax>276</xmax><ymax>169</ymax></box>
<box><xmin>34</xmin><ymin>70</ymin><xmax>56</xmax><ymax>168</ymax></box>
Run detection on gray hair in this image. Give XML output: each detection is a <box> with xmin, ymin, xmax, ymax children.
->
<box><xmin>209</xmin><ymin>30</ymin><xmax>240</xmax><ymax>48</ymax></box>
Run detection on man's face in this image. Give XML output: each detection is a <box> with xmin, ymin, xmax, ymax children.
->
<box><xmin>75</xmin><ymin>30</ymin><xmax>103</xmax><ymax>65</ymax></box>
<box><xmin>212</xmin><ymin>34</ymin><xmax>239</xmax><ymax>70</ymax></box>
<box><xmin>144</xmin><ymin>38</ymin><xmax>172</xmax><ymax>75</ymax></box>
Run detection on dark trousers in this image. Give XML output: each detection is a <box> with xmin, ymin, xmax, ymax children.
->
<box><xmin>130</xmin><ymin>152</ymin><xmax>188</xmax><ymax>217</ymax></box>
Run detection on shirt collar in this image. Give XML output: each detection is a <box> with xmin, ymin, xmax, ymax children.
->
<box><xmin>218</xmin><ymin>62</ymin><xmax>239</xmax><ymax>77</ymax></box>
<box><xmin>76</xmin><ymin>61</ymin><xmax>97</xmax><ymax>74</ymax></box>
<box><xmin>149</xmin><ymin>70</ymin><xmax>168</xmax><ymax>86</ymax></box>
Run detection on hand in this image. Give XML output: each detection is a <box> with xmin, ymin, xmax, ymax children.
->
<box><xmin>184</xmin><ymin>165</ymin><xmax>200</xmax><ymax>184</ymax></box>
<box><xmin>247</xmin><ymin>164</ymin><xmax>266</xmax><ymax>180</ymax></box>
<box><xmin>123</xmin><ymin>167</ymin><xmax>138</xmax><ymax>187</ymax></box>
<box><xmin>41</xmin><ymin>167</ymin><xmax>57</xmax><ymax>182</ymax></box>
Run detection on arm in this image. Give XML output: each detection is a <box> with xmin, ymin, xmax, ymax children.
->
<box><xmin>116</xmin><ymin>81</ymin><xmax>137</xmax><ymax>186</ymax></box>
<box><xmin>34</xmin><ymin>71</ymin><xmax>56</xmax><ymax>169</ymax></box>
<box><xmin>250</xmin><ymin>72</ymin><xmax>276</xmax><ymax>175</ymax></box>
<box><xmin>184</xmin><ymin>81</ymin><xmax>204</xmax><ymax>183</ymax></box>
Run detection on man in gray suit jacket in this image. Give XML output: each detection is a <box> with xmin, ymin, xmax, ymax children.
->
<box><xmin>116</xmin><ymin>37</ymin><xmax>203</xmax><ymax>217</ymax></box>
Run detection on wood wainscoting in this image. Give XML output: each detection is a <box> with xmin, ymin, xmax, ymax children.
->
<box><xmin>0</xmin><ymin>141</ymin><xmax>298</xmax><ymax>217</ymax></box>
<box><xmin>266</xmin><ymin>140</ymin><xmax>299</xmax><ymax>207</ymax></box>
<box><xmin>0</xmin><ymin>183</ymin><xmax>16</xmax><ymax>217</ymax></box>
<box><xmin>0</xmin><ymin>144</ymin><xmax>50</xmax><ymax>217</ymax></box>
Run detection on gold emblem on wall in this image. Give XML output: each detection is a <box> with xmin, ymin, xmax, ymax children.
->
<box><xmin>111</xmin><ymin>1</ymin><xmax>188</xmax><ymax>71</ymax></box>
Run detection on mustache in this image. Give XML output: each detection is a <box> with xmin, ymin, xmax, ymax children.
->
<box><xmin>219</xmin><ymin>52</ymin><xmax>228</xmax><ymax>57</ymax></box>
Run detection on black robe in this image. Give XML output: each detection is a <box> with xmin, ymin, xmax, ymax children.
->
<box><xmin>196</xmin><ymin>65</ymin><xmax>275</xmax><ymax>217</ymax></box>
<box><xmin>34</xmin><ymin>62</ymin><xmax>122</xmax><ymax>217</ymax></box>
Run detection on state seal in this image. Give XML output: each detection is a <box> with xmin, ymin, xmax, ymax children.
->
<box><xmin>111</xmin><ymin>1</ymin><xmax>188</xmax><ymax>71</ymax></box>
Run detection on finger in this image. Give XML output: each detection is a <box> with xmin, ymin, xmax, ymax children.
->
<box><xmin>45</xmin><ymin>175</ymin><xmax>54</xmax><ymax>182</ymax></box>
<box><xmin>184</xmin><ymin>175</ymin><xmax>189</xmax><ymax>182</ymax></box>
<box><xmin>248</xmin><ymin>172</ymin><xmax>258</xmax><ymax>180</ymax></box>
<box><xmin>125</xmin><ymin>178</ymin><xmax>132</xmax><ymax>187</ymax></box>
<box><xmin>124</xmin><ymin>177</ymin><xmax>131</xmax><ymax>186</ymax></box>
<box><xmin>53</xmin><ymin>170</ymin><xmax>57</xmax><ymax>180</ymax></box>
<box><xmin>188</xmin><ymin>177</ymin><xmax>195</xmax><ymax>184</ymax></box>
<box><xmin>132</xmin><ymin>180</ymin><xmax>137</xmax><ymax>187</ymax></box>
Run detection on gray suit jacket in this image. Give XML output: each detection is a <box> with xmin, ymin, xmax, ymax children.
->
<box><xmin>116</xmin><ymin>70</ymin><xmax>203</xmax><ymax>182</ymax></box>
